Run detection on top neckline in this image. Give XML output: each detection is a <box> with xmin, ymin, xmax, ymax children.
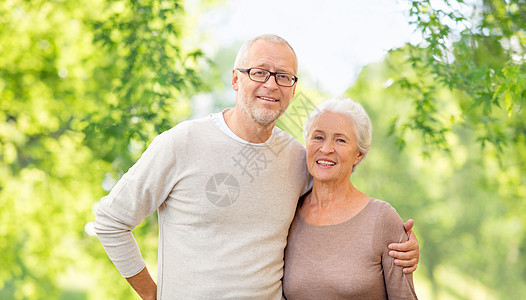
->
<box><xmin>209</xmin><ymin>108</ymin><xmax>280</xmax><ymax>146</ymax></box>
<box><xmin>297</xmin><ymin>198</ymin><xmax>375</xmax><ymax>229</ymax></box>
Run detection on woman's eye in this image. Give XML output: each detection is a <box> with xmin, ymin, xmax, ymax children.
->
<box><xmin>336</xmin><ymin>138</ymin><xmax>346</xmax><ymax>143</ymax></box>
<box><xmin>313</xmin><ymin>136</ymin><xmax>323</xmax><ymax>140</ymax></box>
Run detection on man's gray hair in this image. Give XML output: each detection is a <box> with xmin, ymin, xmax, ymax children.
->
<box><xmin>303</xmin><ymin>97</ymin><xmax>372</xmax><ymax>171</ymax></box>
<box><xmin>233</xmin><ymin>34</ymin><xmax>298</xmax><ymax>73</ymax></box>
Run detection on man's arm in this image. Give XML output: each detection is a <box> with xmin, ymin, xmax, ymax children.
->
<box><xmin>94</xmin><ymin>131</ymin><xmax>178</xmax><ymax>295</ymax></box>
<box><xmin>388</xmin><ymin>219</ymin><xmax>419</xmax><ymax>274</ymax></box>
<box><xmin>126</xmin><ymin>267</ymin><xmax>157</xmax><ymax>300</ymax></box>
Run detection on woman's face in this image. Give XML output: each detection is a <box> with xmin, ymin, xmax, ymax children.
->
<box><xmin>306</xmin><ymin>111</ymin><xmax>364</xmax><ymax>184</ymax></box>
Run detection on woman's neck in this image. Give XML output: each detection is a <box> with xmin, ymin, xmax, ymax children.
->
<box><xmin>301</xmin><ymin>179</ymin><xmax>370</xmax><ymax>225</ymax></box>
<box><xmin>309</xmin><ymin>179</ymin><xmax>355</xmax><ymax>208</ymax></box>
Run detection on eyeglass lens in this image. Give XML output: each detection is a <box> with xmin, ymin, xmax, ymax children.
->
<box><xmin>249</xmin><ymin>68</ymin><xmax>295</xmax><ymax>86</ymax></box>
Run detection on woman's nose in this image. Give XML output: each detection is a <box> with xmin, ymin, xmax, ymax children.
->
<box><xmin>320</xmin><ymin>140</ymin><xmax>334</xmax><ymax>153</ymax></box>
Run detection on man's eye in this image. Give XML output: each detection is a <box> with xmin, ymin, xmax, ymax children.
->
<box><xmin>277</xmin><ymin>74</ymin><xmax>291</xmax><ymax>80</ymax></box>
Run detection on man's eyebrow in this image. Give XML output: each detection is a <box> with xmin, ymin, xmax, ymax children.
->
<box><xmin>252</xmin><ymin>63</ymin><xmax>294</xmax><ymax>74</ymax></box>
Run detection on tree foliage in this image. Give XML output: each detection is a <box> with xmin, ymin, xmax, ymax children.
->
<box><xmin>390</xmin><ymin>0</ymin><xmax>525</xmax><ymax>151</ymax></box>
<box><xmin>0</xmin><ymin>0</ymin><xmax>205</xmax><ymax>298</ymax></box>
<box><xmin>346</xmin><ymin>47</ymin><xmax>525</xmax><ymax>299</ymax></box>
<box><xmin>1</xmin><ymin>0</ymin><xmax>524</xmax><ymax>299</ymax></box>
<box><xmin>365</xmin><ymin>1</ymin><xmax>526</xmax><ymax>298</ymax></box>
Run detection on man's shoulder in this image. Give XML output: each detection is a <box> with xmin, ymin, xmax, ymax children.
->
<box><xmin>271</xmin><ymin>126</ymin><xmax>306</xmax><ymax>153</ymax></box>
<box><xmin>162</xmin><ymin>115</ymin><xmax>214</xmax><ymax>136</ymax></box>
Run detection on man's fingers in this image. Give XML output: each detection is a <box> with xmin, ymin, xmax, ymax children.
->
<box><xmin>389</xmin><ymin>219</ymin><xmax>420</xmax><ymax>274</ymax></box>
<box><xmin>393</xmin><ymin>256</ymin><xmax>418</xmax><ymax>267</ymax></box>
<box><xmin>403</xmin><ymin>265</ymin><xmax>418</xmax><ymax>274</ymax></box>
<box><xmin>388</xmin><ymin>232</ymin><xmax>418</xmax><ymax>251</ymax></box>
<box><xmin>403</xmin><ymin>219</ymin><xmax>414</xmax><ymax>233</ymax></box>
<box><xmin>389</xmin><ymin>249</ymin><xmax>418</xmax><ymax>260</ymax></box>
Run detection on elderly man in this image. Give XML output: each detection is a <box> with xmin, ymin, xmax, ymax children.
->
<box><xmin>94</xmin><ymin>34</ymin><xmax>419</xmax><ymax>300</ymax></box>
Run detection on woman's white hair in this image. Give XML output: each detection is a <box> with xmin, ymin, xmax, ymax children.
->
<box><xmin>233</xmin><ymin>34</ymin><xmax>298</xmax><ymax>73</ymax></box>
<box><xmin>303</xmin><ymin>97</ymin><xmax>372</xmax><ymax>171</ymax></box>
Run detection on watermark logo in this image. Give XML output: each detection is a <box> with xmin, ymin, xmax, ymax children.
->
<box><xmin>232</xmin><ymin>146</ymin><xmax>272</xmax><ymax>183</ymax></box>
<box><xmin>263</xmin><ymin>91</ymin><xmax>319</xmax><ymax>157</ymax></box>
<box><xmin>230</xmin><ymin>91</ymin><xmax>319</xmax><ymax>181</ymax></box>
<box><xmin>273</xmin><ymin>91</ymin><xmax>318</xmax><ymax>145</ymax></box>
<box><xmin>205</xmin><ymin>173</ymin><xmax>240</xmax><ymax>207</ymax></box>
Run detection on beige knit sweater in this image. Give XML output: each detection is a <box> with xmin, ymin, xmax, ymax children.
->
<box><xmin>95</xmin><ymin>113</ymin><xmax>311</xmax><ymax>299</ymax></box>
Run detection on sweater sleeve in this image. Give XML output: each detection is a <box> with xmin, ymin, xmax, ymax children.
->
<box><xmin>378</xmin><ymin>202</ymin><xmax>418</xmax><ymax>299</ymax></box>
<box><xmin>94</xmin><ymin>130</ymin><xmax>178</xmax><ymax>278</ymax></box>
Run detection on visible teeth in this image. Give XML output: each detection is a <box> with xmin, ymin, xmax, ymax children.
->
<box><xmin>317</xmin><ymin>160</ymin><xmax>335</xmax><ymax>166</ymax></box>
<box><xmin>260</xmin><ymin>97</ymin><xmax>277</xmax><ymax>102</ymax></box>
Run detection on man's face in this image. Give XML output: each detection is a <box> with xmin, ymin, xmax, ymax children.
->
<box><xmin>232</xmin><ymin>40</ymin><xmax>297</xmax><ymax>126</ymax></box>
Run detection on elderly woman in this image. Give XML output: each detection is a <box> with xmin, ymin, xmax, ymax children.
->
<box><xmin>283</xmin><ymin>98</ymin><xmax>418</xmax><ymax>299</ymax></box>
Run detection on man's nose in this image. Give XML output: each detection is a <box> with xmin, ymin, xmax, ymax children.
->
<box><xmin>262</xmin><ymin>74</ymin><xmax>280</xmax><ymax>89</ymax></box>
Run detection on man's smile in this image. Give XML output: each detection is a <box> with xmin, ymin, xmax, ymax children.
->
<box><xmin>258</xmin><ymin>96</ymin><xmax>279</xmax><ymax>102</ymax></box>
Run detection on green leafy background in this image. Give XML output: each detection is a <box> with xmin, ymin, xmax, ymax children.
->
<box><xmin>1</xmin><ymin>0</ymin><xmax>524</xmax><ymax>299</ymax></box>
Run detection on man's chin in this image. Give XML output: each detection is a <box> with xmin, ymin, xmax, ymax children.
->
<box><xmin>240</xmin><ymin>100</ymin><xmax>284</xmax><ymax>126</ymax></box>
<box><xmin>253</xmin><ymin>110</ymin><xmax>283</xmax><ymax>126</ymax></box>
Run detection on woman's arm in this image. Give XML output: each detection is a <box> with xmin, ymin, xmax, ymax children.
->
<box><xmin>380</xmin><ymin>204</ymin><xmax>418</xmax><ymax>299</ymax></box>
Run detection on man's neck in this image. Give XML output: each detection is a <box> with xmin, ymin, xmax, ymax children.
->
<box><xmin>223</xmin><ymin>108</ymin><xmax>275</xmax><ymax>143</ymax></box>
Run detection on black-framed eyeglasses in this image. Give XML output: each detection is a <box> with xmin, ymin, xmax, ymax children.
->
<box><xmin>237</xmin><ymin>67</ymin><xmax>298</xmax><ymax>87</ymax></box>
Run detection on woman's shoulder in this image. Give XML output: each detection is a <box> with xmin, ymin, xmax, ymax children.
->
<box><xmin>368</xmin><ymin>199</ymin><xmax>404</xmax><ymax>227</ymax></box>
<box><xmin>368</xmin><ymin>199</ymin><xmax>407</xmax><ymax>247</ymax></box>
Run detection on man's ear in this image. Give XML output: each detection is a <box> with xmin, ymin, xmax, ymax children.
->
<box><xmin>232</xmin><ymin>69</ymin><xmax>239</xmax><ymax>91</ymax></box>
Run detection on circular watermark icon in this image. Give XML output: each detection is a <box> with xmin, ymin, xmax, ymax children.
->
<box><xmin>205</xmin><ymin>173</ymin><xmax>240</xmax><ymax>207</ymax></box>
